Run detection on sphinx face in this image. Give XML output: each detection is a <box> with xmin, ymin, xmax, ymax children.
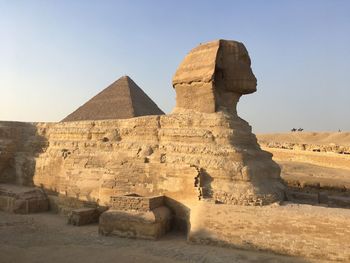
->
<box><xmin>172</xmin><ymin>39</ymin><xmax>257</xmax><ymax>114</ymax></box>
<box><xmin>215</xmin><ymin>41</ymin><xmax>257</xmax><ymax>95</ymax></box>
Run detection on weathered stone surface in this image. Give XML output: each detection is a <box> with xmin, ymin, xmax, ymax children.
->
<box><xmin>285</xmin><ymin>190</ymin><xmax>319</xmax><ymax>205</ymax></box>
<box><xmin>99</xmin><ymin>206</ymin><xmax>172</xmax><ymax>240</ymax></box>
<box><xmin>47</xmin><ymin>194</ymin><xmax>102</xmax><ymax>215</ymax></box>
<box><xmin>31</xmin><ymin>111</ymin><xmax>283</xmax><ymax>211</ymax></box>
<box><xmin>260</xmin><ymin>141</ymin><xmax>350</xmax><ymax>155</ymax></box>
<box><xmin>318</xmin><ymin>192</ymin><xmax>329</xmax><ymax>204</ymax></box>
<box><xmin>99</xmin><ymin>194</ymin><xmax>171</xmax><ymax>239</ymax></box>
<box><xmin>62</xmin><ymin>75</ymin><xmax>164</xmax><ymax>122</ymax></box>
<box><xmin>0</xmin><ymin>184</ymin><xmax>48</xmax><ymax>214</ymax></box>
<box><xmin>328</xmin><ymin>196</ymin><xmax>350</xmax><ymax>208</ymax></box>
<box><xmin>282</xmin><ymin>172</ymin><xmax>350</xmax><ymax>192</ymax></box>
<box><xmin>0</xmin><ymin>122</ymin><xmax>46</xmax><ymax>185</ymax></box>
<box><xmin>173</xmin><ymin>40</ymin><xmax>257</xmax><ymax>114</ymax></box>
<box><xmin>110</xmin><ymin>194</ymin><xmax>164</xmax><ymax>212</ymax></box>
<box><xmin>262</xmin><ymin>147</ymin><xmax>350</xmax><ymax>172</ymax></box>
<box><xmin>67</xmin><ymin>207</ymin><xmax>106</xmax><ymax>226</ymax></box>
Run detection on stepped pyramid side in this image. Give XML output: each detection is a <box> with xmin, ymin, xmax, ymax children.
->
<box><xmin>62</xmin><ymin>76</ymin><xmax>164</xmax><ymax>122</ymax></box>
<box><xmin>126</xmin><ymin>77</ymin><xmax>165</xmax><ymax>117</ymax></box>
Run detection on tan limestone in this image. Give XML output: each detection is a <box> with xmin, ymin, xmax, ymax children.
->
<box><xmin>173</xmin><ymin>40</ymin><xmax>256</xmax><ymax>114</ymax></box>
<box><xmin>0</xmin><ymin>184</ymin><xmax>48</xmax><ymax>214</ymax></box>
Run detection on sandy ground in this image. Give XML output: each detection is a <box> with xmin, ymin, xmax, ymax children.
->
<box><xmin>0</xmin><ymin>211</ymin><xmax>310</xmax><ymax>263</ymax></box>
<box><xmin>280</xmin><ymin>160</ymin><xmax>350</xmax><ymax>183</ymax></box>
<box><xmin>257</xmin><ymin>132</ymin><xmax>350</xmax><ymax>146</ymax></box>
<box><xmin>257</xmin><ymin>132</ymin><xmax>350</xmax><ymax>189</ymax></box>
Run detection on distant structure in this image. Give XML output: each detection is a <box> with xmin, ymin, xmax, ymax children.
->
<box><xmin>61</xmin><ymin>75</ymin><xmax>164</xmax><ymax>122</ymax></box>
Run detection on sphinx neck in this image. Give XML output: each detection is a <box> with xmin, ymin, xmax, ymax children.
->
<box><xmin>215</xmin><ymin>90</ymin><xmax>241</xmax><ymax>115</ymax></box>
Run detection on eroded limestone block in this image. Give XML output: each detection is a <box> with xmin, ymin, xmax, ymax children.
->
<box><xmin>67</xmin><ymin>207</ymin><xmax>107</xmax><ymax>226</ymax></box>
<box><xmin>99</xmin><ymin>206</ymin><xmax>172</xmax><ymax>240</ymax></box>
<box><xmin>110</xmin><ymin>194</ymin><xmax>164</xmax><ymax>212</ymax></box>
<box><xmin>99</xmin><ymin>194</ymin><xmax>172</xmax><ymax>239</ymax></box>
<box><xmin>47</xmin><ymin>194</ymin><xmax>101</xmax><ymax>216</ymax></box>
<box><xmin>0</xmin><ymin>184</ymin><xmax>48</xmax><ymax>214</ymax></box>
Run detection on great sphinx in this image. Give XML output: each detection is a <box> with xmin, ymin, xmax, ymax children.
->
<box><xmin>1</xmin><ymin>39</ymin><xmax>285</xmax><ymax>228</ymax></box>
<box><xmin>169</xmin><ymin>39</ymin><xmax>284</xmax><ymax>205</ymax></box>
<box><xmin>173</xmin><ymin>39</ymin><xmax>257</xmax><ymax>114</ymax></box>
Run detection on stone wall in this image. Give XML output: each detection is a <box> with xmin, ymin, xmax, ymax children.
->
<box><xmin>0</xmin><ymin>122</ymin><xmax>46</xmax><ymax>185</ymax></box>
<box><xmin>110</xmin><ymin>195</ymin><xmax>164</xmax><ymax>212</ymax></box>
<box><xmin>260</xmin><ymin>141</ymin><xmax>350</xmax><ymax>155</ymax></box>
<box><xmin>0</xmin><ymin>111</ymin><xmax>283</xmax><ymax>226</ymax></box>
<box><xmin>31</xmin><ymin>112</ymin><xmax>282</xmax><ymax>206</ymax></box>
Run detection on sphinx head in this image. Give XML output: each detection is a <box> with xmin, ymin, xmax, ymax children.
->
<box><xmin>172</xmin><ymin>39</ymin><xmax>257</xmax><ymax>114</ymax></box>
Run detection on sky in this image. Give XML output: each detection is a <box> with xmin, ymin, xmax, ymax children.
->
<box><xmin>0</xmin><ymin>0</ymin><xmax>349</xmax><ymax>132</ymax></box>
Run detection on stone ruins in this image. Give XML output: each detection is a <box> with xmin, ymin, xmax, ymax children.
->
<box><xmin>39</xmin><ymin>40</ymin><xmax>283</xmax><ymax>211</ymax></box>
<box><xmin>1</xmin><ymin>38</ymin><xmax>284</xmax><ymax>226</ymax></box>
<box><xmin>1</xmin><ymin>39</ymin><xmax>349</xmax><ymax>261</ymax></box>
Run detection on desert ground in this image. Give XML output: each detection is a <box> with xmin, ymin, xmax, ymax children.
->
<box><xmin>257</xmin><ymin>132</ymin><xmax>350</xmax><ymax>197</ymax></box>
<box><xmin>0</xmin><ymin>211</ymin><xmax>310</xmax><ymax>263</ymax></box>
<box><xmin>258</xmin><ymin>132</ymin><xmax>350</xmax><ymax>146</ymax></box>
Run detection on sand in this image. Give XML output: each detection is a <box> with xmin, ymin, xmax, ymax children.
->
<box><xmin>257</xmin><ymin>132</ymin><xmax>350</xmax><ymax>193</ymax></box>
<box><xmin>280</xmin><ymin>160</ymin><xmax>350</xmax><ymax>179</ymax></box>
<box><xmin>0</xmin><ymin>211</ymin><xmax>310</xmax><ymax>263</ymax></box>
<box><xmin>258</xmin><ymin>132</ymin><xmax>350</xmax><ymax>146</ymax></box>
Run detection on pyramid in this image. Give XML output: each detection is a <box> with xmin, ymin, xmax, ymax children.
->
<box><xmin>62</xmin><ymin>76</ymin><xmax>164</xmax><ymax>122</ymax></box>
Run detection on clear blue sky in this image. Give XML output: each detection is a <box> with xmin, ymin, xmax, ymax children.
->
<box><xmin>1</xmin><ymin>0</ymin><xmax>349</xmax><ymax>132</ymax></box>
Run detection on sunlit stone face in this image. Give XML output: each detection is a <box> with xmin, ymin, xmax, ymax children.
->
<box><xmin>215</xmin><ymin>41</ymin><xmax>257</xmax><ymax>95</ymax></box>
<box><xmin>172</xmin><ymin>39</ymin><xmax>257</xmax><ymax>113</ymax></box>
